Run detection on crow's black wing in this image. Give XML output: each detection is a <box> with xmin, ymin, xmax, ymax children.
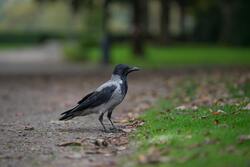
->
<box><xmin>59</xmin><ymin>85</ymin><xmax>116</xmax><ymax>120</ymax></box>
<box><xmin>77</xmin><ymin>92</ymin><xmax>95</xmax><ymax>104</ymax></box>
<box><xmin>76</xmin><ymin>85</ymin><xmax>117</xmax><ymax>110</ymax></box>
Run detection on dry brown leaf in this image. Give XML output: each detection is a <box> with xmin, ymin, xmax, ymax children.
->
<box><xmin>138</xmin><ymin>154</ymin><xmax>147</xmax><ymax>164</ymax></box>
<box><xmin>64</xmin><ymin>153</ymin><xmax>82</xmax><ymax>159</ymax></box>
<box><xmin>175</xmin><ymin>105</ymin><xmax>187</xmax><ymax>110</ymax></box>
<box><xmin>213</xmin><ymin>119</ymin><xmax>220</xmax><ymax>125</ymax></box>
<box><xmin>57</xmin><ymin>141</ymin><xmax>82</xmax><ymax>147</ymax></box>
<box><xmin>85</xmin><ymin>148</ymin><xmax>116</xmax><ymax>156</ymax></box>
<box><xmin>94</xmin><ymin>139</ymin><xmax>108</xmax><ymax>147</ymax></box>
<box><xmin>242</xmin><ymin>103</ymin><xmax>250</xmax><ymax>110</ymax></box>
<box><xmin>138</xmin><ymin>147</ymin><xmax>170</xmax><ymax>164</ymax></box>
<box><xmin>121</xmin><ymin>128</ymin><xmax>132</xmax><ymax>133</ymax></box>
<box><xmin>188</xmin><ymin>143</ymin><xmax>202</xmax><ymax>149</ymax></box>
<box><xmin>116</xmin><ymin>146</ymin><xmax>126</xmax><ymax>151</ymax></box>
<box><xmin>114</xmin><ymin>119</ymin><xmax>129</xmax><ymax>124</ymax></box>
<box><xmin>238</xmin><ymin>135</ymin><xmax>250</xmax><ymax>144</ymax></box>
<box><xmin>108</xmin><ymin>135</ymin><xmax>129</xmax><ymax>146</ymax></box>
<box><xmin>200</xmin><ymin>115</ymin><xmax>208</xmax><ymax>119</ymax></box>
<box><xmin>212</xmin><ymin>110</ymin><xmax>226</xmax><ymax>115</ymax></box>
<box><xmin>225</xmin><ymin>145</ymin><xmax>237</xmax><ymax>153</ymax></box>
<box><xmin>203</xmin><ymin>138</ymin><xmax>219</xmax><ymax>145</ymax></box>
<box><xmin>212</xmin><ymin>111</ymin><xmax>220</xmax><ymax>115</ymax></box>
<box><xmin>0</xmin><ymin>155</ymin><xmax>22</xmax><ymax>159</ymax></box>
<box><xmin>24</xmin><ymin>126</ymin><xmax>34</xmax><ymax>131</ymax></box>
<box><xmin>125</xmin><ymin>120</ymin><xmax>145</xmax><ymax>129</ymax></box>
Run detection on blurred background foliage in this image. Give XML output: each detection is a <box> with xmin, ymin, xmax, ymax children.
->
<box><xmin>0</xmin><ymin>0</ymin><xmax>249</xmax><ymax>66</ymax></box>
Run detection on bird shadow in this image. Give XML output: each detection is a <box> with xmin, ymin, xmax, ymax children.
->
<box><xmin>57</xmin><ymin>127</ymin><xmax>101</xmax><ymax>133</ymax></box>
<box><xmin>57</xmin><ymin>126</ymin><xmax>125</xmax><ymax>134</ymax></box>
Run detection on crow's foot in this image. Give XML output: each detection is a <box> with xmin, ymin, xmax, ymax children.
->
<box><xmin>101</xmin><ymin>128</ymin><xmax>110</xmax><ymax>133</ymax></box>
<box><xmin>109</xmin><ymin>127</ymin><xmax>123</xmax><ymax>133</ymax></box>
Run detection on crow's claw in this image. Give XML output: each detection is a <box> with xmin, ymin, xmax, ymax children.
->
<box><xmin>109</xmin><ymin>127</ymin><xmax>123</xmax><ymax>133</ymax></box>
<box><xmin>102</xmin><ymin>128</ymin><xmax>110</xmax><ymax>133</ymax></box>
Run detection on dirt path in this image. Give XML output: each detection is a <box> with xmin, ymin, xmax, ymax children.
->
<box><xmin>0</xmin><ymin>71</ymin><xmax>167</xmax><ymax>167</ymax></box>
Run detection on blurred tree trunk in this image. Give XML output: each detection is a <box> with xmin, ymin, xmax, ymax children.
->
<box><xmin>219</xmin><ymin>0</ymin><xmax>233</xmax><ymax>43</ymax></box>
<box><xmin>102</xmin><ymin>0</ymin><xmax>110</xmax><ymax>64</ymax></box>
<box><xmin>177</xmin><ymin>0</ymin><xmax>187</xmax><ymax>40</ymax></box>
<box><xmin>71</xmin><ymin>0</ymin><xmax>82</xmax><ymax>14</ymax></box>
<box><xmin>160</xmin><ymin>0</ymin><xmax>170</xmax><ymax>44</ymax></box>
<box><xmin>132</xmin><ymin>0</ymin><xmax>146</xmax><ymax>57</ymax></box>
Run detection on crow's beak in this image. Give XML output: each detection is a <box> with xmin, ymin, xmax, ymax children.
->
<box><xmin>127</xmin><ymin>67</ymin><xmax>140</xmax><ymax>74</ymax></box>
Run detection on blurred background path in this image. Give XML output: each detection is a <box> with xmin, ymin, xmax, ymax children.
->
<box><xmin>0</xmin><ymin>42</ymin><xmax>102</xmax><ymax>75</ymax></box>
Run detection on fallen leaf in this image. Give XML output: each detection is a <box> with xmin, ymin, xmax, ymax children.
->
<box><xmin>238</xmin><ymin>135</ymin><xmax>250</xmax><ymax>144</ymax></box>
<box><xmin>94</xmin><ymin>139</ymin><xmax>108</xmax><ymax>147</ymax></box>
<box><xmin>212</xmin><ymin>112</ymin><xmax>220</xmax><ymax>115</ymax></box>
<box><xmin>127</xmin><ymin>112</ymin><xmax>140</xmax><ymax>121</ymax></box>
<box><xmin>137</xmin><ymin>121</ymin><xmax>145</xmax><ymax>126</ymax></box>
<box><xmin>49</xmin><ymin>120</ymin><xmax>64</xmax><ymax>125</ymax></box>
<box><xmin>218</xmin><ymin>124</ymin><xmax>229</xmax><ymax>128</ymax></box>
<box><xmin>24</xmin><ymin>126</ymin><xmax>34</xmax><ymax>131</ymax></box>
<box><xmin>0</xmin><ymin>155</ymin><xmax>22</xmax><ymax>159</ymax></box>
<box><xmin>192</xmin><ymin>105</ymin><xmax>198</xmax><ymax>110</ymax></box>
<box><xmin>138</xmin><ymin>154</ymin><xmax>147</xmax><ymax>164</ymax></box>
<box><xmin>213</xmin><ymin>119</ymin><xmax>220</xmax><ymax>125</ymax></box>
<box><xmin>212</xmin><ymin>109</ymin><xmax>226</xmax><ymax>115</ymax></box>
<box><xmin>138</xmin><ymin>147</ymin><xmax>170</xmax><ymax>164</ymax></box>
<box><xmin>116</xmin><ymin>146</ymin><xmax>126</xmax><ymax>151</ymax></box>
<box><xmin>57</xmin><ymin>141</ymin><xmax>82</xmax><ymax>147</ymax></box>
<box><xmin>175</xmin><ymin>105</ymin><xmax>187</xmax><ymax>110</ymax></box>
<box><xmin>121</xmin><ymin>128</ymin><xmax>132</xmax><ymax>133</ymax></box>
<box><xmin>65</xmin><ymin>153</ymin><xmax>82</xmax><ymax>159</ymax></box>
<box><xmin>242</xmin><ymin>103</ymin><xmax>250</xmax><ymax>110</ymax></box>
<box><xmin>85</xmin><ymin>149</ymin><xmax>115</xmax><ymax>156</ymax></box>
<box><xmin>217</xmin><ymin>109</ymin><xmax>226</xmax><ymax>113</ymax></box>
<box><xmin>125</xmin><ymin>120</ymin><xmax>144</xmax><ymax>128</ymax></box>
<box><xmin>188</xmin><ymin>143</ymin><xmax>202</xmax><ymax>149</ymax></box>
<box><xmin>200</xmin><ymin>115</ymin><xmax>208</xmax><ymax>119</ymax></box>
<box><xmin>225</xmin><ymin>145</ymin><xmax>236</xmax><ymax>153</ymax></box>
<box><xmin>185</xmin><ymin>135</ymin><xmax>192</xmax><ymax>139</ymax></box>
<box><xmin>108</xmin><ymin>135</ymin><xmax>129</xmax><ymax>146</ymax></box>
<box><xmin>114</xmin><ymin>119</ymin><xmax>129</xmax><ymax>124</ymax></box>
<box><xmin>203</xmin><ymin>138</ymin><xmax>219</xmax><ymax>145</ymax></box>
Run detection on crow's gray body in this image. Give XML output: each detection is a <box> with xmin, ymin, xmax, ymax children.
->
<box><xmin>59</xmin><ymin>64</ymin><xmax>139</xmax><ymax>131</ymax></box>
<box><xmin>60</xmin><ymin>75</ymin><xmax>124</xmax><ymax>119</ymax></box>
<box><xmin>78</xmin><ymin>75</ymin><xmax>125</xmax><ymax>116</ymax></box>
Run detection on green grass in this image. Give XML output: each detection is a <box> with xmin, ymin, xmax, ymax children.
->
<box><xmin>130</xmin><ymin>101</ymin><xmax>250</xmax><ymax>167</ymax></box>
<box><xmin>125</xmin><ymin>75</ymin><xmax>250</xmax><ymax>167</ymax></box>
<box><xmin>85</xmin><ymin>44</ymin><xmax>250</xmax><ymax>67</ymax></box>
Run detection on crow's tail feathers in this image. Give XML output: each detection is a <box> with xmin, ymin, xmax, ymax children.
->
<box><xmin>59</xmin><ymin>114</ymin><xmax>74</xmax><ymax>121</ymax></box>
<box><xmin>60</xmin><ymin>107</ymin><xmax>74</xmax><ymax>115</ymax></box>
<box><xmin>59</xmin><ymin>107</ymin><xmax>77</xmax><ymax>121</ymax></box>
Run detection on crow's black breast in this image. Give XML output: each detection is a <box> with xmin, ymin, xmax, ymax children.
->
<box><xmin>120</xmin><ymin>80</ymin><xmax>128</xmax><ymax>96</ymax></box>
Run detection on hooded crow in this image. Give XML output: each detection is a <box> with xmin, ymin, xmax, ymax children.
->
<box><xmin>59</xmin><ymin>64</ymin><xmax>140</xmax><ymax>132</ymax></box>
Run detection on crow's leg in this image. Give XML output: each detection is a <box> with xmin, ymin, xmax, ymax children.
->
<box><xmin>99</xmin><ymin>112</ymin><xmax>107</xmax><ymax>132</ymax></box>
<box><xmin>107</xmin><ymin>111</ymin><xmax>123</xmax><ymax>133</ymax></box>
<box><xmin>107</xmin><ymin>111</ymin><xmax>116</xmax><ymax>129</ymax></box>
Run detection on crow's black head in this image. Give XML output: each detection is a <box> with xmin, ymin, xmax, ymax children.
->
<box><xmin>113</xmin><ymin>64</ymin><xmax>140</xmax><ymax>76</ymax></box>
